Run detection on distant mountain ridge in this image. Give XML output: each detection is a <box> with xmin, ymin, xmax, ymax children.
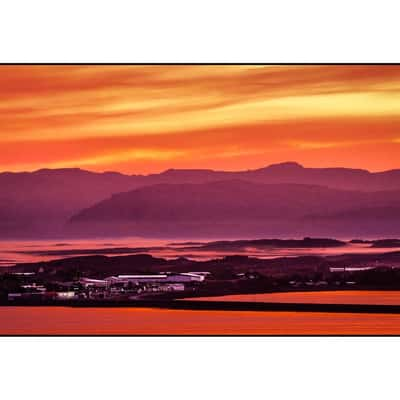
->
<box><xmin>69</xmin><ymin>180</ymin><xmax>400</xmax><ymax>238</ymax></box>
<box><xmin>2</xmin><ymin>162</ymin><xmax>400</xmax><ymax>238</ymax></box>
<box><xmin>3</xmin><ymin>161</ymin><xmax>400</xmax><ymax>188</ymax></box>
<box><xmin>146</xmin><ymin>162</ymin><xmax>400</xmax><ymax>191</ymax></box>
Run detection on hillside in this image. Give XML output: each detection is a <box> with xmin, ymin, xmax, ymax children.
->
<box><xmin>2</xmin><ymin>162</ymin><xmax>400</xmax><ymax>238</ymax></box>
<box><xmin>70</xmin><ymin>180</ymin><xmax>400</xmax><ymax>237</ymax></box>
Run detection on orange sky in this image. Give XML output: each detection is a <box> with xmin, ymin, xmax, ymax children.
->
<box><xmin>1</xmin><ymin>65</ymin><xmax>400</xmax><ymax>174</ymax></box>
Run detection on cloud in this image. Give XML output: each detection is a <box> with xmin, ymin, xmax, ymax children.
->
<box><xmin>1</xmin><ymin>65</ymin><xmax>400</xmax><ymax>172</ymax></box>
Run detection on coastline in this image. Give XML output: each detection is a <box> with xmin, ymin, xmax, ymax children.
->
<box><xmin>4</xmin><ymin>298</ymin><xmax>400</xmax><ymax>314</ymax></box>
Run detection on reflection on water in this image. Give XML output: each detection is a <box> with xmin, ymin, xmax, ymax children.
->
<box><xmin>192</xmin><ymin>291</ymin><xmax>400</xmax><ymax>305</ymax></box>
<box><xmin>1</xmin><ymin>237</ymin><xmax>399</xmax><ymax>266</ymax></box>
<box><xmin>1</xmin><ymin>306</ymin><xmax>400</xmax><ymax>335</ymax></box>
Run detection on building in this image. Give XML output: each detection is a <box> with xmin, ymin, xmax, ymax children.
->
<box><xmin>56</xmin><ymin>291</ymin><xmax>76</xmax><ymax>300</ymax></box>
<box><xmin>8</xmin><ymin>293</ymin><xmax>23</xmax><ymax>301</ymax></box>
<box><xmin>159</xmin><ymin>283</ymin><xmax>185</xmax><ymax>292</ymax></box>
<box><xmin>8</xmin><ymin>292</ymin><xmax>45</xmax><ymax>301</ymax></box>
<box><xmin>166</xmin><ymin>273</ymin><xmax>205</xmax><ymax>282</ymax></box>
<box><xmin>21</xmin><ymin>284</ymin><xmax>46</xmax><ymax>292</ymax></box>
<box><xmin>10</xmin><ymin>272</ymin><xmax>36</xmax><ymax>276</ymax></box>
<box><xmin>329</xmin><ymin>266</ymin><xmax>375</xmax><ymax>272</ymax></box>
<box><xmin>80</xmin><ymin>278</ymin><xmax>108</xmax><ymax>288</ymax></box>
<box><xmin>104</xmin><ymin>272</ymin><xmax>205</xmax><ymax>285</ymax></box>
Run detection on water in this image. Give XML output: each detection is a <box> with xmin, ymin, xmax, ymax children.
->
<box><xmin>191</xmin><ymin>291</ymin><xmax>400</xmax><ymax>305</ymax></box>
<box><xmin>1</xmin><ymin>306</ymin><xmax>400</xmax><ymax>334</ymax></box>
<box><xmin>3</xmin><ymin>289</ymin><xmax>400</xmax><ymax>334</ymax></box>
<box><xmin>1</xmin><ymin>237</ymin><xmax>399</xmax><ymax>266</ymax></box>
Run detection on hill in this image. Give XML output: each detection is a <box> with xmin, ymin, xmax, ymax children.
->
<box><xmin>69</xmin><ymin>180</ymin><xmax>400</xmax><ymax>237</ymax></box>
<box><xmin>2</xmin><ymin>162</ymin><xmax>400</xmax><ymax>238</ymax></box>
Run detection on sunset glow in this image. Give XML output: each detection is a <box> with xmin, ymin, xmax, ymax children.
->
<box><xmin>2</xmin><ymin>65</ymin><xmax>400</xmax><ymax>173</ymax></box>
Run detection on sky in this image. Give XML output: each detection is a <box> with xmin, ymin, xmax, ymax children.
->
<box><xmin>1</xmin><ymin>65</ymin><xmax>400</xmax><ymax>174</ymax></box>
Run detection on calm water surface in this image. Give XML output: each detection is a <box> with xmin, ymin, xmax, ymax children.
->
<box><xmin>193</xmin><ymin>291</ymin><xmax>400</xmax><ymax>305</ymax></box>
<box><xmin>1</xmin><ymin>237</ymin><xmax>399</xmax><ymax>266</ymax></box>
<box><xmin>1</xmin><ymin>306</ymin><xmax>400</xmax><ymax>335</ymax></box>
<box><xmin>3</xmin><ymin>291</ymin><xmax>400</xmax><ymax>335</ymax></box>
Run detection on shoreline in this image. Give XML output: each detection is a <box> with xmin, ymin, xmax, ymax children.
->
<box><xmin>3</xmin><ymin>298</ymin><xmax>400</xmax><ymax>314</ymax></box>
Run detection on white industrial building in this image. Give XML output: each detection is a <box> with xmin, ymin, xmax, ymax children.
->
<box><xmin>80</xmin><ymin>278</ymin><xmax>108</xmax><ymax>287</ymax></box>
<box><xmin>329</xmin><ymin>266</ymin><xmax>375</xmax><ymax>272</ymax></box>
<box><xmin>56</xmin><ymin>291</ymin><xmax>76</xmax><ymax>300</ymax></box>
<box><xmin>104</xmin><ymin>272</ymin><xmax>205</xmax><ymax>284</ymax></box>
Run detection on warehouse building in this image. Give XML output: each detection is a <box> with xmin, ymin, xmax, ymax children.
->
<box><xmin>104</xmin><ymin>272</ymin><xmax>205</xmax><ymax>284</ymax></box>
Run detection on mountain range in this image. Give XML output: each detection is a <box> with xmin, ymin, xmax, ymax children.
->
<box><xmin>2</xmin><ymin>162</ymin><xmax>400</xmax><ymax>238</ymax></box>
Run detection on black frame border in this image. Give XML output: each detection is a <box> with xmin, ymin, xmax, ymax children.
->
<box><xmin>1</xmin><ymin>62</ymin><xmax>399</xmax><ymax>337</ymax></box>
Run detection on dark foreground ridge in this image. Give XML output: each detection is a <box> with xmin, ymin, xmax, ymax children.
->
<box><xmin>4</xmin><ymin>298</ymin><xmax>400</xmax><ymax>315</ymax></box>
